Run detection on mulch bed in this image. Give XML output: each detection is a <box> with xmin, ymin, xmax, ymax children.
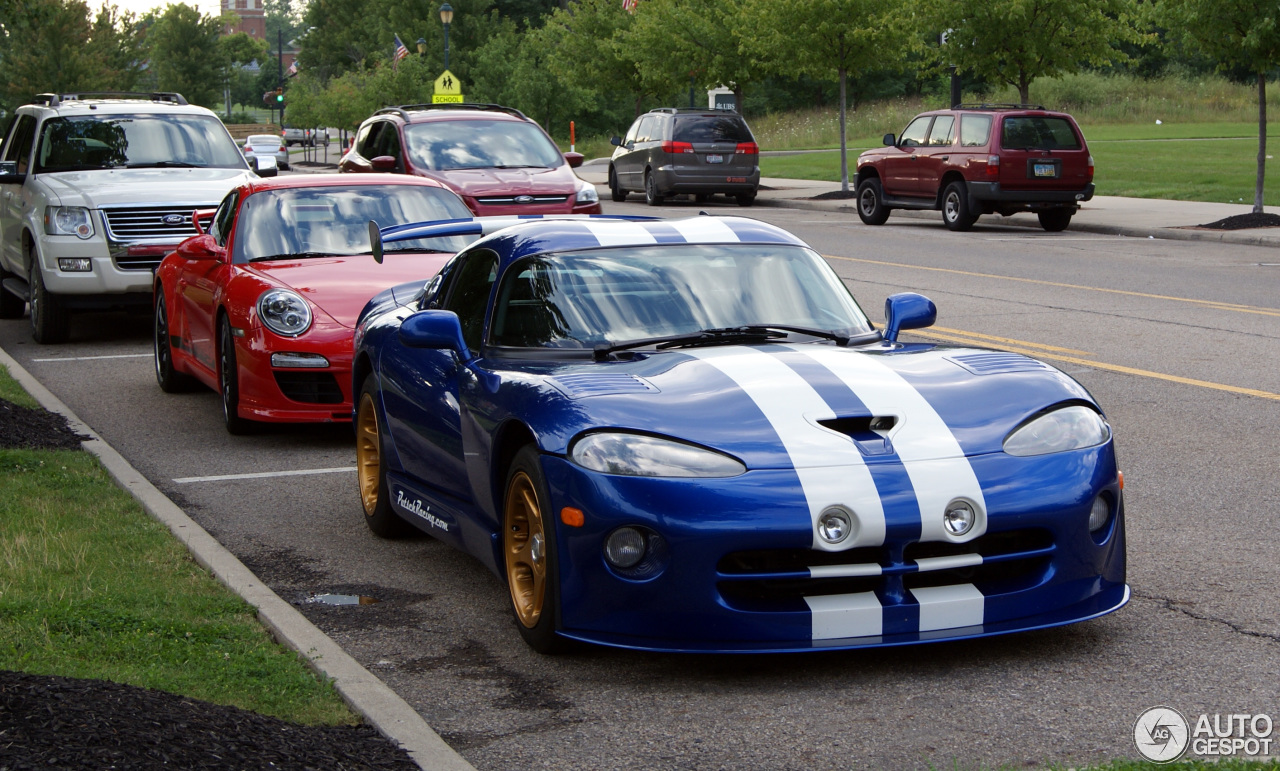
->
<box><xmin>0</xmin><ymin>398</ymin><xmax>88</xmax><ymax>451</ymax></box>
<box><xmin>0</xmin><ymin>670</ymin><xmax>420</xmax><ymax>770</ymax></box>
<box><xmin>1196</xmin><ymin>212</ymin><xmax>1280</xmax><ymax>230</ymax></box>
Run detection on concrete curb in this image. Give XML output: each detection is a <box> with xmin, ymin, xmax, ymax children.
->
<box><xmin>0</xmin><ymin>345</ymin><xmax>475</xmax><ymax>771</ymax></box>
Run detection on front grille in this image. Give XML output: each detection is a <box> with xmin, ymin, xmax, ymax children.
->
<box><xmin>102</xmin><ymin>206</ymin><xmax>206</xmax><ymax>240</ymax></box>
<box><xmin>474</xmin><ymin>195</ymin><xmax>571</xmax><ymax>205</ymax></box>
<box><xmin>717</xmin><ymin>528</ymin><xmax>1053</xmax><ymax>611</ymax></box>
<box><xmin>274</xmin><ymin>372</ymin><xmax>343</xmax><ymax>404</ymax></box>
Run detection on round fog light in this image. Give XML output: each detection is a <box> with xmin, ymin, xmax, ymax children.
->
<box><xmin>1089</xmin><ymin>496</ymin><xmax>1110</xmax><ymax>533</ymax></box>
<box><xmin>943</xmin><ymin>500</ymin><xmax>976</xmax><ymax>536</ymax></box>
<box><xmin>604</xmin><ymin>527</ymin><xmax>646</xmax><ymax>569</ymax></box>
<box><xmin>817</xmin><ymin>507</ymin><xmax>853</xmax><ymax>544</ymax></box>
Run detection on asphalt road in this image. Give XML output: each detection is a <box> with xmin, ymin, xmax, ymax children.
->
<box><xmin>3</xmin><ymin>201</ymin><xmax>1278</xmax><ymax>770</ymax></box>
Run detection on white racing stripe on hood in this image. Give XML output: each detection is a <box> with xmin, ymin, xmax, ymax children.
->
<box><xmin>686</xmin><ymin>348</ymin><xmax>885</xmax><ymax>550</ymax></box>
<box><xmin>791</xmin><ymin>346</ymin><xmax>987</xmax><ymax>543</ymax></box>
<box><xmin>581</xmin><ymin>220</ymin><xmax>658</xmax><ymax>247</ymax></box>
<box><xmin>669</xmin><ymin>217</ymin><xmax>741</xmax><ymax>243</ymax></box>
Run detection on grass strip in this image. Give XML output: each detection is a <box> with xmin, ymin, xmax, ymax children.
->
<box><xmin>0</xmin><ymin>365</ymin><xmax>358</xmax><ymax>726</ymax></box>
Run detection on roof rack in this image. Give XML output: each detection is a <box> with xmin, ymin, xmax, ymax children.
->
<box><xmin>953</xmin><ymin>103</ymin><xmax>1047</xmax><ymax>111</ymax></box>
<box><xmin>34</xmin><ymin>92</ymin><xmax>189</xmax><ymax>107</ymax></box>
<box><xmin>374</xmin><ymin>103</ymin><xmax>527</xmax><ymax>121</ymax></box>
<box><xmin>649</xmin><ymin>106</ymin><xmax>739</xmax><ymax>114</ymax></box>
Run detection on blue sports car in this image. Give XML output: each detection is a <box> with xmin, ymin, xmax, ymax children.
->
<box><xmin>352</xmin><ymin>214</ymin><xmax>1128</xmax><ymax>653</ymax></box>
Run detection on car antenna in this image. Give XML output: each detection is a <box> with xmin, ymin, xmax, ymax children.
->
<box><xmin>368</xmin><ymin>220</ymin><xmax>384</xmax><ymax>264</ymax></box>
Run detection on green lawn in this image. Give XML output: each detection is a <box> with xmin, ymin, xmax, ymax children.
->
<box><xmin>0</xmin><ymin>365</ymin><xmax>359</xmax><ymax>726</ymax></box>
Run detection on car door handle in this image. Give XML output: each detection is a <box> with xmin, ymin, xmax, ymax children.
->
<box><xmin>939</xmin><ymin>156</ymin><xmax>949</xmax><ymax>161</ymax></box>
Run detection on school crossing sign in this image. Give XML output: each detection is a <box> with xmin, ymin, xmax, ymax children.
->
<box><xmin>433</xmin><ymin>70</ymin><xmax>463</xmax><ymax>104</ymax></box>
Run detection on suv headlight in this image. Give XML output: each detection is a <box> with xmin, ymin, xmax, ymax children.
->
<box><xmin>45</xmin><ymin>206</ymin><xmax>94</xmax><ymax>239</ymax></box>
<box><xmin>257</xmin><ymin>288</ymin><xmax>312</xmax><ymax>337</ymax></box>
<box><xmin>571</xmin><ymin>432</ymin><xmax>745</xmax><ymax>477</ymax></box>
<box><xmin>1003</xmin><ymin>405</ymin><xmax>1110</xmax><ymax>457</ymax></box>
<box><xmin>575</xmin><ymin>180</ymin><xmax>599</xmax><ymax>205</ymax></box>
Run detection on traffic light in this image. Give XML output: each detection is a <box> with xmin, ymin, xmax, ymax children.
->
<box><xmin>275</xmin><ymin>88</ymin><xmax>284</xmax><ymax>103</ymax></box>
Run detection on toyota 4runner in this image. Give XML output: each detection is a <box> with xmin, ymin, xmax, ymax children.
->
<box><xmin>854</xmin><ymin>104</ymin><xmax>1094</xmax><ymax>232</ymax></box>
<box><xmin>0</xmin><ymin>92</ymin><xmax>264</xmax><ymax>343</ymax></box>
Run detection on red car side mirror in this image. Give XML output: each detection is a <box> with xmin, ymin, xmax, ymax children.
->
<box><xmin>370</xmin><ymin>155</ymin><xmax>397</xmax><ymax>172</ymax></box>
<box><xmin>563</xmin><ymin>151</ymin><xmax>584</xmax><ymax>168</ymax></box>
<box><xmin>176</xmin><ymin>234</ymin><xmax>224</xmax><ymax>261</ymax></box>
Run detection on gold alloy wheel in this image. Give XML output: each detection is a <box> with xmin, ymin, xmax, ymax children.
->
<box><xmin>504</xmin><ymin>470</ymin><xmax>546</xmax><ymax>629</ymax></box>
<box><xmin>355</xmin><ymin>393</ymin><xmax>381</xmax><ymax>516</ymax></box>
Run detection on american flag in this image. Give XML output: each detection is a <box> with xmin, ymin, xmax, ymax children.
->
<box><xmin>393</xmin><ymin>35</ymin><xmax>409</xmax><ymax>63</ymax></box>
<box><xmin>623</xmin><ymin>0</ymin><xmax>638</xmax><ymax>10</ymax></box>
<box><xmin>287</xmin><ymin>59</ymin><xmax>298</xmax><ymax>76</ymax></box>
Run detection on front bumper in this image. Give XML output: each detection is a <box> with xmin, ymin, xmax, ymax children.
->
<box><xmin>539</xmin><ymin>443</ymin><xmax>1127</xmax><ymax>653</ymax></box>
<box><xmin>233</xmin><ymin>322</ymin><xmax>355</xmax><ymax>423</ymax></box>
<box><xmin>36</xmin><ymin>232</ymin><xmax>162</xmax><ymax>300</ymax></box>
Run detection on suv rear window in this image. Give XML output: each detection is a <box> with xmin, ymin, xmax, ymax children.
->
<box><xmin>672</xmin><ymin>115</ymin><xmax>751</xmax><ymax>143</ymax></box>
<box><xmin>1000</xmin><ymin>116</ymin><xmax>1081</xmax><ymax>151</ymax></box>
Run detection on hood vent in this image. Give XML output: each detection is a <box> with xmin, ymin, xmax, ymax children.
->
<box><xmin>549</xmin><ymin>373</ymin><xmax>658</xmax><ymax>399</ymax></box>
<box><xmin>947</xmin><ymin>352</ymin><xmax>1053</xmax><ymax>376</ymax></box>
<box><xmin>817</xmin><ymin>416</ymin><xmax>896</xmax><ymax>456</ymax></box>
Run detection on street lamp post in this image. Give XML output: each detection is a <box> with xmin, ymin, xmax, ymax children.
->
<box><xmin>439</xmin><ymin>3</ymin><xmax>453</xmax><ymax>70</ymax></box>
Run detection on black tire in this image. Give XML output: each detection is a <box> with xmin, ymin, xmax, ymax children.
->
<box><xmin>1038</xmin><ymin>209</ymin><xmax>1073</xmax><ymax>232</ymax></box>
<box><xmin>644</xmin><ymin>170</ymin><xmax>664</xmax><ymax>206</ymax></box>
<box><xmin>856</xmin><ymin>178</ymin><xmax>890</xmax><ymax>226</ymax></box>
<box><xmin>736</xmin><ymin>191</ymin><xmax>756</xmax><ymax>207</ymax></box>
<box><xmin>608</xmin><ymin>166</ymin><xmax>627</xmax><ymax>202</ymax></box>
<box><xmin>28</xmin><ymin>255</ymin><xmax>69</xmax><ymax>344</ymax></box>
<box><xmin>356</xmin><ymin>374</ymin><xmax>415</xmax><ymax>538</ymax></box>
<box><xmin>941</xmin><ymin>181</ymin><xmax>978</xmax><ymax>232</ymax></box>
<box><xmin>218</xmin><ymin>317</ymin><xmax>254</xmax><ymax>435</ymax></box>
<box><xmin>0</xmin><ymin>262</ymin><xmax>24</xmax><ymax>319</ymax></box>
<box><xmin>154</xmin><ymin>290</ymin><xmax>195</xmax><ymax>393</ymax></box>
<box><xmin>503</xmin><ymin>445</ymin><xmax>568</xmax><ymax>654</ymax></box>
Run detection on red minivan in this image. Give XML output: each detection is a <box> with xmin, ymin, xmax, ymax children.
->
<box><xmin>854</xmin><ymin>104</ymin><xmax>1094</xmax><ymax>232</ymax></box>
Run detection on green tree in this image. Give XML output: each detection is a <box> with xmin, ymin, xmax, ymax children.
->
<box><xmin>84</xmin><ymin>5</ymin><xmax>147</xmax><ymax>91</ymax></box>
<box><xmin>146</xmin><ymin>4</ymin><xmax>230</xmax><ymax>107</ymax></box>
<box><xmin>471</xmin><ymin>17</ymin><xmax>590</xmax><ymax>138</ymax></box>
<box><xmin>740</xmin><ymin>0</ymin><xmax>910</xmax><ymax>191</ymax></box>
<box><xmin>1159</xmin><ymin>0</ymin><xmax>1280</xmax><ymax>213</ymax></box>
<box><xmin>540</xmin><ymin>0</ymin><xmax>649</xmax><ymax>118</ymax></box>
<box><xmin>625</xmin><ymin>0</ymin><xmax>763</xmax><ymax>108</ymax></box>
<box><xmin>924</xmin><ymin>0</ymin><xmax>1144</xmax><ymax>105</ymax></box>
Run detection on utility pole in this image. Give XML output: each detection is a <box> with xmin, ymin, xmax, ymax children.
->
<box><xmin>278</xmin><ymin>29</ymin><xmax>285</xmax><ymax>125</ymax></box>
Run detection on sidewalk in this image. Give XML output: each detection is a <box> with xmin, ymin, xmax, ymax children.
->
<box><xmin>574</xmin><ymin>158</ymin><xmax>1280</xmax><ymax>249</ymax></box>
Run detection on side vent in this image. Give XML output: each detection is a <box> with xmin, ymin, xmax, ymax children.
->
<box><xmin>548</xmin><ymin>373</ymin><xmax>658</xmax><ymax>399</ymax></box>
<box><xmin>947</xmin><ymin>352</ymin><xmax>1053</xmax><ymax>375</ymax></box>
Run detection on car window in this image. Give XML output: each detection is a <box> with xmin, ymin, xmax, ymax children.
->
<box><xmin>35</xmin><ymin>114</ymin><xmax>245</xmax><ymax>171</ymax></box>
<box><xmin>635</xmin><ymin>116</ymin><xmax>657</xmax><ymax>143</ymax></box>
<box><xmin>356</xmin><ymin>122</ymin><xmax>381</xmax><ymax>157</ymax></box>
<box><xmin>673</xmin><ymin>116</ymin><xmax>752</xmax><ymax>143</ymax></box>
<box><xmin>898</xmin><ymin>117</ymin><xmax>932</xmax><ymax>148</ymax></box>
<box><xmin>927</xmin><ymin>116</ymin><xmax>955</xmax><ymax>146</ymax></box>
<box><xmin>1000</xmin><ymin>116</ymin><xmax>1082</xmax><ymax>150</ymax></box>
<box><xmin>959</xmin><ymin>114</ymin><xmax>992</xmax><ymax>147</ymax></box>
<box><xmin>403</xmin><ymin>119</ymin><xmax>563</xmax><ymax>171</ymax></box>
<box><xmin>375</xmin><ymin>124</ymin><xmax>402</xmax><ymax>165</ymax></box>
<box><xmin>442</xmin><ymin>249</ymin><xmax>499</xmax><ymax>352</ymax></box>
<box><xmin>209</xmin><ymin>190</ymin><xmax>240</xmax><ymax>248</ymax></box>
<box><xmin>623</xmin><ymin>117</ymin><xmax>642</xmax><ymax>145</ymax></box>
<box><xmin>246</xmin><ymin>135</ymin><xmax>281</xmax><ymax>145</ymax></box>
<box><xmin>3</xmin><ymin>115</ymin><xmax>37</xmax><ymax>173</ymax></box>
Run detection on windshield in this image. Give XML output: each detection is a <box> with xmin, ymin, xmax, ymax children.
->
<box><xmin>489</xmin><ymin>244</ymin><xmax>872</xmax><ymax>349</ymax></box>
<box><xmin>403</xmin><ymin>119</ymin><xmax>564</xmax><ymax>171</ymax></box>
<box><xmin>36</xmin><ymin>114</ymin><xmax>247</xmax><ymax>172</ymax></box>
<box><xmin>232</xmin><ymin>185</ymin><xmax>473</xmax><ymax>263</ymax></box>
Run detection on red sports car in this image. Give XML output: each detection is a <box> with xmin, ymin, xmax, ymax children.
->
<box><xmin>152</xmin><ymin>173</ymin><xmax>472</xmax><ymax>434</ymax></box>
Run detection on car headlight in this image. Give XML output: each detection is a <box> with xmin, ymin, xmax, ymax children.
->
<box><xmin>1003</xmin><ymin>405</ymin><xmax>1110</xmax><ymax>457</ymax></box>
<box><xmin>45</xmin><ymin>206</ymin><xmax>94</xmax><ymax>239</ymax></box>
<box><xmin>571</xmin><ymin>432</ymin><xmax>745</xmax><ymax>477</ymax></box>
<box><xmin>575</xmin><ymin>180</ymin><xmax>599</xmax><ymax>205</ymax></box>
<box><xmin>257</xmin><ymin>288</ymin><xmax>312</xmax><ymax>337</ymax></box>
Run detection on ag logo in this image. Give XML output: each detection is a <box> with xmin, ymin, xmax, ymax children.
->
<box><xmin>1134</xmin><ymin>706</ymin><xmax>1190</xmax><ymax>763</ymax></box>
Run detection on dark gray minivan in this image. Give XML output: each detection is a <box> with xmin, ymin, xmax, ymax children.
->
<box><xmin>608</xmin><ymin>108</ymin><xmax>760</xmax><ymax>206</ymax></box>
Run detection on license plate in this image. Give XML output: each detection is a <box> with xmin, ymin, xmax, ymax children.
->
<box><xmin>706</xmin><ymin>154</ymin><xmax>724</xmax><ymax>164</ymax></box>
<box><xmin>1033</xmin><ymin>162</ymin><xmax>1057</xmax><ymax>178</ymax></box>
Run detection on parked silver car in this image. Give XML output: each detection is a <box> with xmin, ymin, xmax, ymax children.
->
<box><xmin>243</xmin><ymin>134</ymin><xmax>290</xmax><ymax>170</ymax></box>
<box><xmin>608</xmin><ymin>108</ymin><xmax>760</xmax><ymax>206</ymax></box>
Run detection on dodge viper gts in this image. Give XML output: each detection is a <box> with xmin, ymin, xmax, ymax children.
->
<box><xmin>352</xmin><ymin>214</ymin><xmax>1128</xmax><ymax>653</ymax></box>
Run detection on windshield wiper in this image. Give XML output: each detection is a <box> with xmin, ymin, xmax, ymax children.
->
<box><xmin>379</xmin><ymin>246</ymin><xmax>453</xmax><ymax>254</ymax></box>
<box><xmin>250</xmin><ymin>251</ymin><xmax>338</xmax><ymax>262</ymax></box>
<box><xmin>492</xmin><ymin>164</ymin><xmax>546</xmax><ymax>169</ymax></box>
<box><xmin>592</xmin><ymin>327</ymin><xmax>786</xmax><ymax>360</ymax></box>
<box><xmin>123</xmin><ymin>161</ymin><xmax>205</xmax><ymax>168</ymax></box>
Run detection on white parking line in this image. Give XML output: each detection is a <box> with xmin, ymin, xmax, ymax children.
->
<box><xmin>173</xmin><ymin>467</ymin><xmax>356</xmax><ymax>484</ymax></box>
<box><xmin>32</xmin><ymin>353</ymin><xmax>152</xmax><ymax>362</ymax></box>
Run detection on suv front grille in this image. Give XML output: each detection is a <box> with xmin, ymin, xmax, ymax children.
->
<box><xmin>103</xmin><ymin>205</ymin><xmax>211</xmax><ymax>271</ymax></box>
<box><xmin>474</xmin><ymin>195</ymin><xmax>570</xmax><ymax>205</ymax></box>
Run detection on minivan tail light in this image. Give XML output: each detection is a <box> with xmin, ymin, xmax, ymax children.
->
<box><xmin>735</xmin><ymin>142</ymin><xmax>759</xmax><ymax>155</ymax></box>
<box><xmin>1087</xmin><ymin>154</ymin><xmax>1095</xmax><ymax>182</ymax></box>
<box><xmin>985</xmin><ymin>155</ymin><xmax>1000</xmax><ymax>178</ymax></box>
<box><xmin>661</xmin><ymin>141</ymin><xmax>695</xmax><ymax>154</ymax></box>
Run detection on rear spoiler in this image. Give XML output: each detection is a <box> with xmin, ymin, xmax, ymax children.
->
<box><xmin>367</xmin><ymin>214</ymin><xmax>659</xmax><ymax>264</ymax></box>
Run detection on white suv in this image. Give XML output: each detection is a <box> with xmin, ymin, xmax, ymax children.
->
<box><xmin>0</xmin><ymin>92</ymin><xmax>266</xmax><ymax>343</ymax></box>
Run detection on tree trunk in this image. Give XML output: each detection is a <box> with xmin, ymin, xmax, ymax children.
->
<box><xmin>1018</xmin><ymin>77</ymin><xmax>1030</xmax><ymax>106</ymax></box>
<box><xmin>839</xmin><ymin>66</ymin><xmax>849</xmax><ymax>192</ymax></box>
<box><xmin>1257</xmin><ymin>72</ymin><xmax>1267</xmax><ymax>215</ymax></box>
<box><xmin>733</xmin><ymin>84</ymin><xmax>743</xmax><ymax>113</ymax></box>
<box><xmin>634</xmin><ymin>94</ymin><xmax>643</xmax><ymax>120</ymax></box>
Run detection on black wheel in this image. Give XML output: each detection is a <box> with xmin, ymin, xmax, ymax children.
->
<box><xmin>608</xmin><ymin>166</ymin><xmax>627</xmax><ymax>202</ymax></box>
<box><xmin>644</xmin><ymin>170</ymin><xmax>664</xmax><ymax>206</ymax></box>
<box><xmin>941</xmin><ymin>181</ymin><xmax>978</xmax><ymax>232</ymax></box>
<box><xmin>218</xmin><ymin>318</ymin><xmax>254</xmax><ymax>435</ymax></box>
<box><xmin>0</xmin><ymin>261</ymin><xmax>24</xmax><ymax>319</ymax></box>
<box><xmin>154</xmin><ymin>290</ymin><xmax>195</xmax><ymax>393</ymax></box>
<box><xmin>856</xmin><ymin>178</ymin><xmax>890</xmax><ymax>226</ymax></box>
<box><xmin>1038</xmin><ymin>209</ymin><xmax>1073</xmax><ymax>232</ymax></box>
<box><xmin>503</xmin><ymin>445</ymin><xmax>568</xmax><ymax>654</ymax></box>
<box><xmin>28</xmin><ymin>254</ymin><xmax>69</xmax><ymax>344</ymax></box>
<box><xmin>356</xmin><ymin>375</ymin><xmax>415</xmax><ymax>538</ymax></box>
<box><xmin>735</xmin><ymin>191</ymin><xmax>756</xmax><ymax>207</ymax></box>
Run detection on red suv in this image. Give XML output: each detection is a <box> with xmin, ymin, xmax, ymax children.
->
<box><xmin>854</xmin><ymin>104</ymin><xmax>1094</xmax><ymax>232</ymax></box>
<box><xmin>339</xmin><ymin>103</ymin><xmax>601</xmax><ymax>217</ymax></box>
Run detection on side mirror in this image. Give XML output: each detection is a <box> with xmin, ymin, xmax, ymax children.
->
<box><xmin>609</xmin><ymin>136</ymin><xmax>623</xmax><ymax>147</ymax></box>
<box><xmin>0</xmin><ymin>160</ymin><xmax>24</xmax><ymax>184</ymax></box>
<box><xmin>883</xmin><ymin>133</ymin><xmax>896</xmax><ymax>147</ymax></box>
<box><xmin>253</xmin><ymin>155</ymin><xmax>278</xmax><ymax>177</ymax></box>
<box><xmin>176</xmin><ymin>234</ymin><xmax>224</xmax><ymax>261</ymax></box>
<box><xmin>399</xmin><ymin>309</ymin><xmax>470</xmax><ymax>358</ymax></box>
<box><xmin>370</xmin><ymin>155</ymin><xmax>397</xmax><ymax>173</ymax></box>
<box><xmin>563</xmin><ymin>151</ymin><xmax>584</xmax><ymax>168</ymax></box>
<box><xmin>192</xmin><ymin>208</ymin><xmax>216</xmax><ymax>236</ymax></box>
<box><xmin>883</xmin><ymin>292</ymin><xmax>936</xmax><ymax>343</ymax></box>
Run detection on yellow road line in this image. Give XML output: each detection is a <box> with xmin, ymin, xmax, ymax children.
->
<box><xmin>828</xmin><ymin>255</ymin><xmax>1280</xmax><ymax>318</ymax></box>
<box><xmin>912</xmin><ymin>329</ymin><xmax>1280</xmax><ymax>401</ymax></box>
<box><xmin>929</xmin><ymin>326</ymin><xmax>1094</xmax><ymax>356</ymax></box>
